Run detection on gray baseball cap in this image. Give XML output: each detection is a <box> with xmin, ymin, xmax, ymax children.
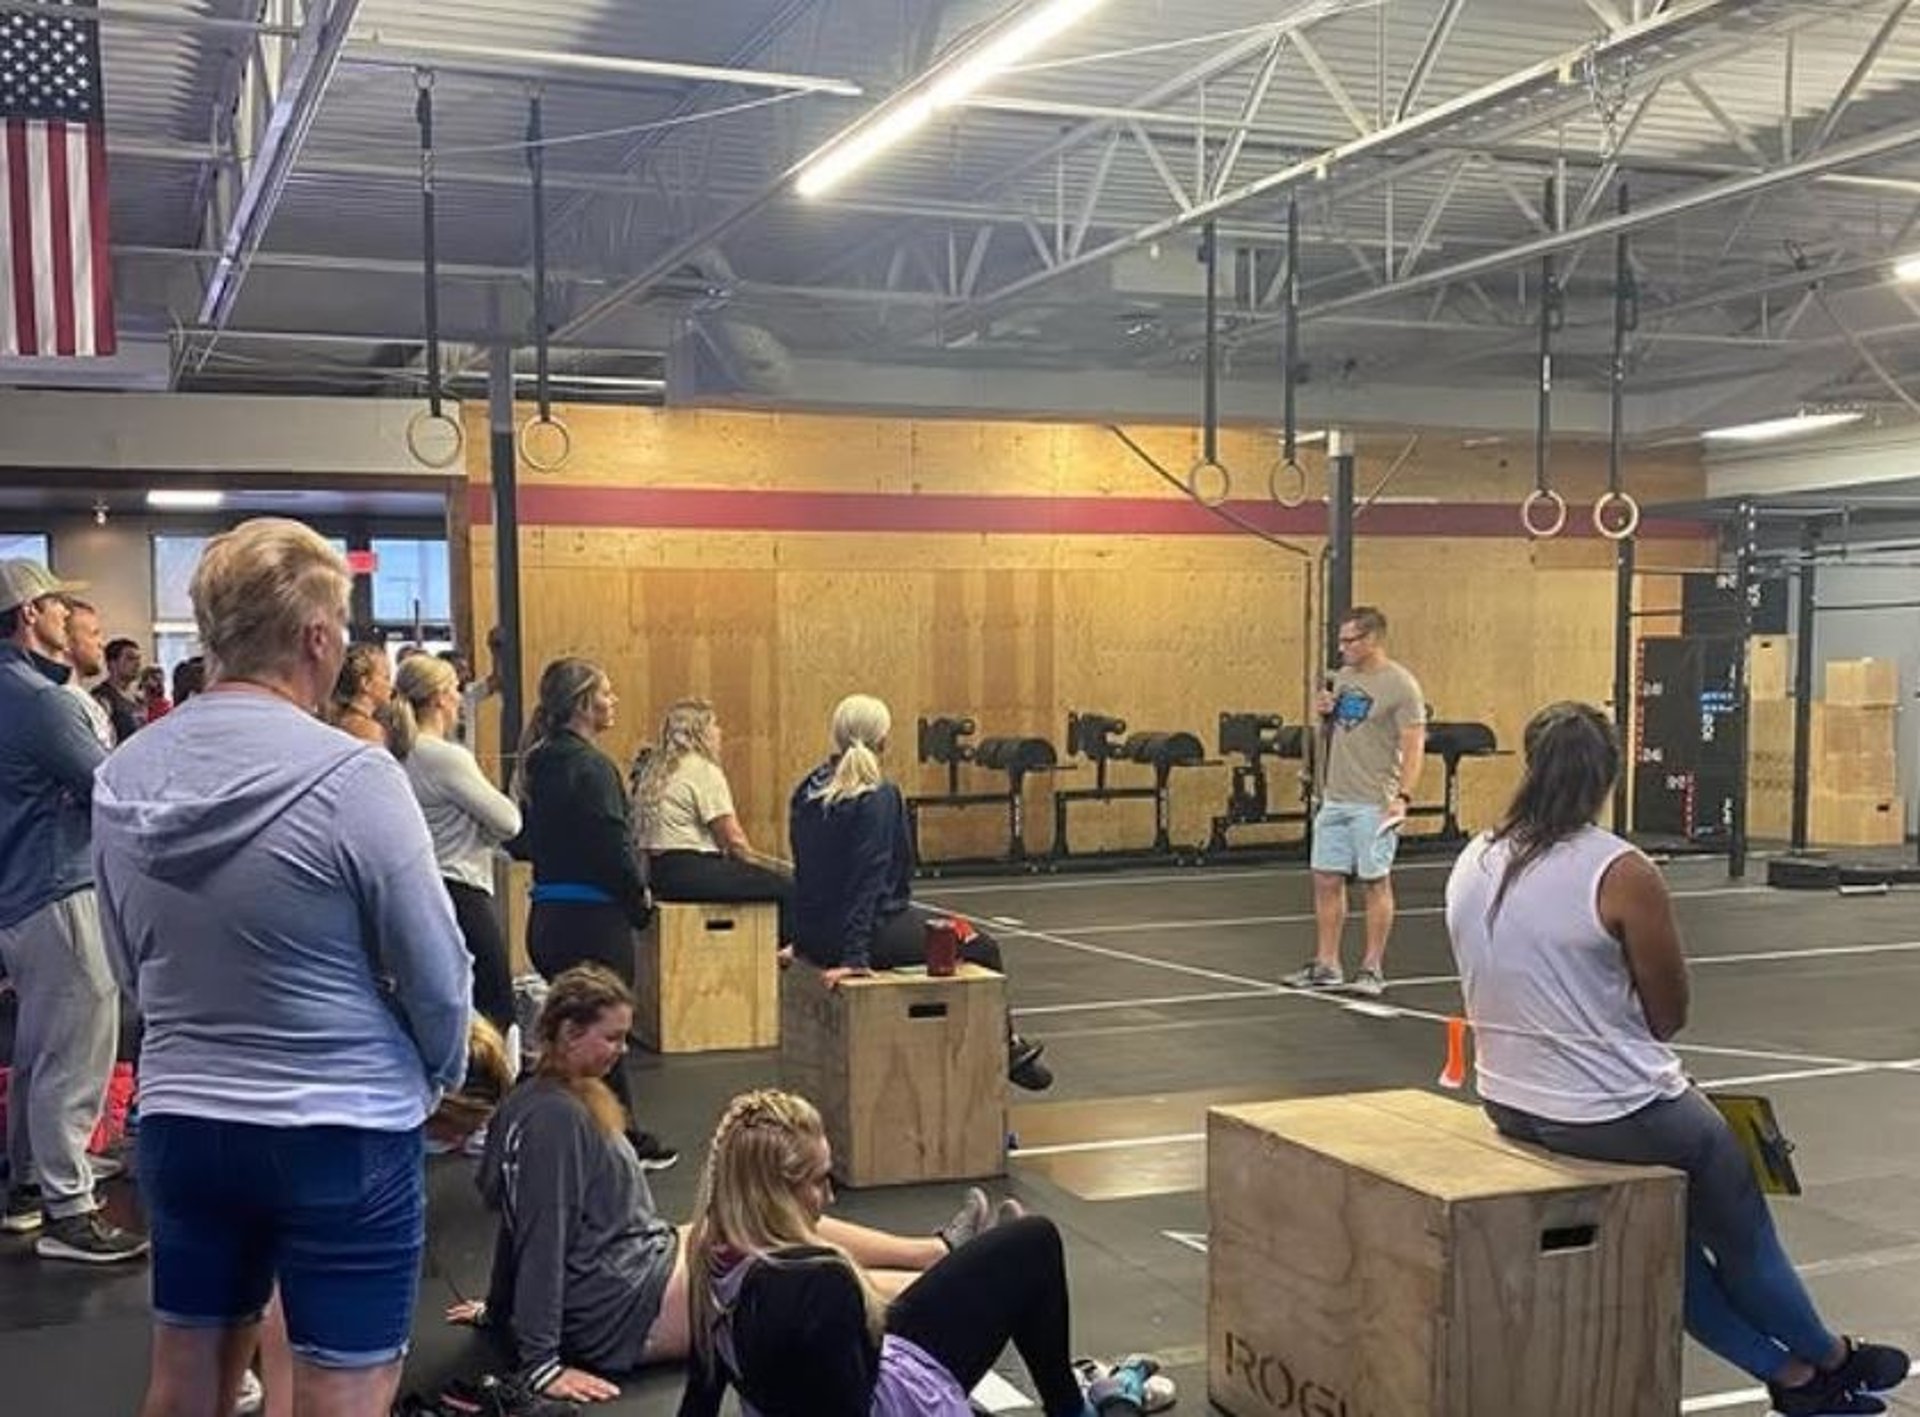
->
<box><xmin>0</xmin><ymin>559</ymin><xmax>88</xmax><ymax>615</ymax></box>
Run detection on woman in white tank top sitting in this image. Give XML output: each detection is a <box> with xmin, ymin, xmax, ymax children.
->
<box><xmin>633</xmin><ymin>699</ymin><xmax>793</xmax><ymax>945</ymax></box>
<box><xmin>1445</xmin><ymin>703</ymin><xmax>1907</xmax><ymax>1417</ymax></box>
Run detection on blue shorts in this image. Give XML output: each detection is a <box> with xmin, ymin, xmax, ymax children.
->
<box><xmin>138</xmin><ymin>1114</ymin><xmax>425</xmax><ymax>1369</ymax></box>
<box><xmin>1310</xmin><ymin>800</ymin><xmax>1400</xmax><ymax>880</ymax></box>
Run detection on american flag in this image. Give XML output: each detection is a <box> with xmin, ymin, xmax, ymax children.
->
<box><xmin>0</xmin><ymin>0</ymin><xmax>113</xmax><ymax>357</ymax></box>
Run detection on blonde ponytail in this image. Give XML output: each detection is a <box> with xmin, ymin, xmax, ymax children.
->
<box><xmin>386</xmin><ymin>654</ymin><xmax>459</xmax><ymax>762</ymax></box>
<box><xmin>383</xmin><ymin>695</ymin><xmax>421</xmax><ymax>760</ymax></box>
<box><xmin>811</xmin><ymin>694</ymin><xmax>891</xmax><ymax>807</ymax></box>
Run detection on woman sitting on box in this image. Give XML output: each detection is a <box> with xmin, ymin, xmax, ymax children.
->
<box><xmin>632</xmin><ymin>698</ymin><xmax>794</xmax><ymax>945</ymax></box>
<box><xmin>1445</xmin><ymin>702</ymin><xmax>1908</xmax><ymax>1417</ymax></box>
<box><xmin>788</xmin><ymin>694</ymin><xmax>1051</xmax><ymax>1092</ymax></box>
<box><xmin>449</xmin><ymin>966</ymin><xmax>1013</xmax><ymax>1407</ymax></box>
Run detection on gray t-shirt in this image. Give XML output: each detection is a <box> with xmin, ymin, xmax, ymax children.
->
<box><xmin>1324</xmin><ymin>660</ymin><xmax>1426</xmax><ymax>805</ymax></box>
<box><xmin>640</xmin><ymin>754</ymin><xmax>735</xmax><ymax>855</ymax></box>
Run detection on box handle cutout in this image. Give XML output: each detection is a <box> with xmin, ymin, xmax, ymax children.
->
<box><xmin>908</xmin><ymin>1003</ymin><xmax>949</xmax><ymax>1020</ymax></box>
<box><xmin>703</xmin><ymin>919</ymin><xmax>737</xmax><ymax>932</ymax></box>
<box><xmin>1540</xmin><ymin>1225</ymin><xmax>1597</xmax><ymax>1253</ymax></box>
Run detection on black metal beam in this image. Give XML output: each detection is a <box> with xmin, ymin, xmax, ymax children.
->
<box><xmin>1611</xmin><ymin>532</ymin><xmax>1635</xmax><ymax>835</ymax></box>
<box><xmin>1790</xmin><ymin>524</ymin><xmax>1818</xmax><ymax>852</ymax></box>
<box><xmin>1325</xmin><ymin>429</ymin><xmax>1355</xmax><ymax>669</ymax></box>
<box><xmin>1728</xmin><ymin>501</ymin><xmax>1757</xmax><ymax>881</ymax></box>
<box><xmin>488</xmin><ymin>346</ymin><xmax>525</xmax><ymax>788</ymax></box>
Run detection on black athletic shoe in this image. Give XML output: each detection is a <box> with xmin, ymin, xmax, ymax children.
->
<box><xmin>1009</xmin><ymin>1037</ymin><xmax>1053</xmax><ymax>1092</ymax></box>
<box><xmin>630</xmin><ymin>1131</ymin><xmax>680</xmax><ymax>1172</ymax></box>
<box><xmin>1767</xmin><ymin>1369</ymin><xmax>1887</xmax><ymax>1417</ymax></box>
<box><xmin>1827</xmin><ymin>1337</ymin><xmax>1912</xmax><ymax>1396</ymax></box>
<box><xmin>433</xmin><ymin>1376</ymin><xmax>581</xmax><ymax>1417</ymax></box>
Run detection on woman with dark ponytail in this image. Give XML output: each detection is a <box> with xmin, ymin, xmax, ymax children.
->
<box><xmin>513</xmin><ymin>658</ymin><xmax>674</xmax><ymax>1166</ymax></box>
<box><xmin>1446</xmin><ymin>703</ymin><xmax>1906</xmax><ymax>1417</ymax></box>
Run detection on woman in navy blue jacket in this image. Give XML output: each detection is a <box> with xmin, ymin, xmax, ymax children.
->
<box><xmin>789</xmin><ymin>694</ymin><xmax>1051</xmax><ymax>1091</ymax></box>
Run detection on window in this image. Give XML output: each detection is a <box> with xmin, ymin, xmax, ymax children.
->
<box><xmin>371</xmin><ymin>539</ymin><xmax>451</xmax><ymax>625</ymax></box>
<box><xmin>0</xmin><ymin>533</ymin><xmax>51</xmax><ymax>565</ymax></box>
<box><xmin>152</xmin><ymin>535</ymin><xmax>208</xmax><ymax>621</ymax></box>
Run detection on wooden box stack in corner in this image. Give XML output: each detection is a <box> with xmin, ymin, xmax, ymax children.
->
<box><xmin>1744</xmin><ymin>646</ymin><xmax>1901</xmax><ymax>847</ymax></box>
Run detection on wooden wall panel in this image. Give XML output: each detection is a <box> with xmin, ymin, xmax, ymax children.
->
<box><xmin>462</xmin><ymin>403</ymin><xmax>1712</xmax><ymax>864</ymax></box>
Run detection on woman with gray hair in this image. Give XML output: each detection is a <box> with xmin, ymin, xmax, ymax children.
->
<box><xmin>91</xmin><ymin>516</ymin><xmax>471</xmax><ymax>1417</ymax></box>
<box><xmin>633</xmin><ymin>698</ymin><xmax>793</xmax><ymax>944</ymax></box>
<box><xmin>789</xmin><ymin>695</ymin><xmax>1051</xmax><ymax>1091</ymax></box>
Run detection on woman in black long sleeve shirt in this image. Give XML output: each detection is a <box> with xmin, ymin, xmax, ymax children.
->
<box><xmin>789</xmin><ymin>694</ymin><xmax>1051</xmax><ymax>1091</ymax></box>
<box><xmin>513</xmin><ymin>657</ymin><xmax>673</xmax><ymax>1163</ymax></box>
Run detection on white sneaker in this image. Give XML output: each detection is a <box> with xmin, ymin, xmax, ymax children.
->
<box><xmin>1347</xmin><ymin>967</ymin><xmax>1386</xmax><ymax>999</ymax></box>
<box><xmin>234</xmin><ymin>1369</ymin><xmax>265</xmax><ymax>1416</ymax></box>
<box><xmin>1283</xmin><ymin>960</ymin><xmax>1343</xmax><ymax>989</ymax></box>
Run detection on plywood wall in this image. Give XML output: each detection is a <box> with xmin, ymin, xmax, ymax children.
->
<box><xmin>466</xmin><ymin>405</ymin><xmax>1710</xmax><ymax>855</ymax></box>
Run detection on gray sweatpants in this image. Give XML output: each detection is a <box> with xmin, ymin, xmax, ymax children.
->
<box><xmin>0</xmin><ymin>890</ymin><xmax>118</xmax><ymax>1219</ymax></box>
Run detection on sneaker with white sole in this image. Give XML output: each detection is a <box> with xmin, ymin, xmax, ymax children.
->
<box><xmin>1283</xmin><ymin>960</ymin><xmax>1343</xmax><ymax>990</ymax></box>
<box><xmin>2</xmin><ymin>1184</ymin><xmax>43</xmax><ymax>1234</ymax></box>
<box><xmin>35</xmin><ymin>1210</ymin><xmax>149</xmax><ymax>1264</ymax></box>
<box><xmin>1347</xmin><ymin>967</ymin><xmax>1386</xmax><ymax>999</ymax></box>
<box><xmin>1074</xmin><ymin>1355</ymin><xmax>1176</xmax><ymax>1414</ymax></box>
<box><xmin>233</xmin><ymin>1368</ymin><xmax>265</xmax><ymax>1416</ymax></box>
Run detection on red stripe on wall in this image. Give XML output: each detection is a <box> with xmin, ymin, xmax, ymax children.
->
<box><xmin>467</xmin><ymin>484</ymin><xmax>1709</xmax><ymax>540</ymax></box>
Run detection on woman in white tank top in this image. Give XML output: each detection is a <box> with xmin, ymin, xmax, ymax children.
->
<box><xmin>1445</xmin><ymin>704</ymin><xmax>1904</xmax><ymax>1417</ymax></box>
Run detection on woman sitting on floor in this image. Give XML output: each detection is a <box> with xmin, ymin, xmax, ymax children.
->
<box><xmin>632</xmin><ymin>698</ymin><xmax>794</xmax><ymax>944</ymax></box>
<box><xmin>789</xmin><ymin>694</ymin><xmax>1050</xmax><ymax>1091</ymax></box>
<box><xmin>1445</xmin><ymin>702</ymin><xmax>1909</xmax><ymax>1417</ymax></box>
<box><xmin>452</xmin><ymin>966</ymin><xmax>1005</xmax><ymax>1407</ymax></box>
<box><xmin>676</xmin><ymin>1088</ymin><xmax>1168</xmax><ymax>1417</ymax></box>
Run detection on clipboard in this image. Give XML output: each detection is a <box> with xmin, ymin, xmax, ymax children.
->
<box><xmin>1710</xmin><ymin>1093</ymin><xmax>1802</xmax><ymax>1196</ymax></box>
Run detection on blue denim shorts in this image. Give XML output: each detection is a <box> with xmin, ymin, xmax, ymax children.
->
<box><xmin>138</xmin><ymin>1114</ymin><xmax>425</xmax><ymax>1369</ymax></box>
<box><xmin>1310</xmin><ymin>800</ymin><xmax>1401</xmax><ymax>880</ymax></box>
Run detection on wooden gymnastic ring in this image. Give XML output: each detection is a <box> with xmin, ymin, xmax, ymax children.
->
<box><xmin>1521</xmin><ymin>488</ymin><xmax>1568</xmax><ymax>539</ymax></box>
<box><xmin>1267</xmin><ymin>456</ymin><xmax>1308</xmax><ymax>509</ymax></box>
<box><xmin>405</xmin><ymin>407</ymin><xmax>466</xmax><ymax>470</ymax></box>
<box><xmin>1188</xmin><ymin>457</ymin><xmax>1231</xmax><ymax>507</ymax></box>
<box><xmin>1593</xmin><ymin>489</ymin><xmax>1641</xmax><ymax>541</ymax></box>
<box><xmin>518</xmin><ymin>412</ymin><xmax>573</xmax><ymax>472</ymax></box>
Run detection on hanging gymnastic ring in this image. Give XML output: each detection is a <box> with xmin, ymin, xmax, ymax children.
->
<box><xmin>405</xmin><ymin>408</ymin><xmax>466</xmax><ymax>470</ymax></box>
<box><xmin>518</xmin><ymin>412</ymin><xmax>573</xmax><ymax>472</ymax></box>
<box><xmin>1593</xmin><ymin>489</ymin><xmax>1640</xmax><ymax>541</ymax></box>
<box><xmin>1521</xmin><ymin>488</ymin><xmax>1568</xmax><ymax>538</ymax></box>
<box><xmin>1267</xmin><ymin>456</ymin><xmax>1308</xmax><ymax>509</ymax></box>
<box><xmin>1188</xmin><ymin>457</ymin><xmax>1231</xmax><ymax>507</ymax></box>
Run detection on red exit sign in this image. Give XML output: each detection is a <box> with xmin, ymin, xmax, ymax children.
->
<box><xmin>346</xmin><ymin>550</ymin><xmax>379</xmax><ymax>576</ymax></box>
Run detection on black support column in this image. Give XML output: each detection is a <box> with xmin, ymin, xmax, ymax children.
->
<box><xmin>1324</xmin><ymin>428</ymin><xmax>1355</xmax><ymax>669</ymax></box>
<box><xmin>1611</xmin><ymin>532</ymin><xmax>1636</xmax><ymax>835</ymax></box>
<box><xmin>1790</xmin><ymin>523</ymin><xmax>1819</xmax><ymax>852</ymax></box>
<box><xmin>1728</xmin><ymin>501</ymin><xmax>1757</xmax><ymax>880</ymax></box>
<box><xmin>489</xmin><ymin>346</ymin><xmax>525</xmax><ymax>786</ymax></box>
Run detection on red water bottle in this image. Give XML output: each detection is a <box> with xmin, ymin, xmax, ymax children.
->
<box><xmin>924</xmin><ymin>918</ymin><xmax>959</xmax><ymax>977</ymax></box>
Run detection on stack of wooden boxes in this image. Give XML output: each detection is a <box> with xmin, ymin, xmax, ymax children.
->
<box><xmin>1746</xmin><ymin>642</ymin><xmax>1901</xmax><ymax>846</ymax></box>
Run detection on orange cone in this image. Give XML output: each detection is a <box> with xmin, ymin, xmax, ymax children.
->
<box><xmin>1439</xmin><ymin>1016</ymin><xmax>1470</xmax><ymax>1090</ymax></box>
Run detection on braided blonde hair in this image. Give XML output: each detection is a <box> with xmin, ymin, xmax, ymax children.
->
<box><xmin>685</xmin><ymin>1089</ymin><xmax>885</xmax><ymax>1374</ymax></box>
<box><xmin>631</xmin><ymin>698</ymin><xmax>720</xmax><ymax>840</ymax></box>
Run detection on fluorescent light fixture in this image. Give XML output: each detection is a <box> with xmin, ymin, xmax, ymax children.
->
<box><xmin>146</xmin><ymin>489</ymin><xmax>225</xmax><ymax>510</ymax></box>
<box><xmin>796</xmin><ymin>0</ymin><xmax>1111</xmax><ymax>198</ymax></box>
<box><xmin>1702</xmin><ymin>411</ymin><xmax>1864</xmax><ymax>444</ymax></box>
<box><xmin>1895</xmin><ymin>253</ymin><xmax>1920</xmax><ymax>283</ymax></box>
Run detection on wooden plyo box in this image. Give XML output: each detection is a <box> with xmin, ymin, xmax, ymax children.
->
<box><xmin>634</xmin><ymin>902</ymin><xmax>778</xmax><ymax>1053</ymax></box>
<box><xmin>780</xmin><ymin>964</ymin><xmax>1007</xmax><ymax>1187</ymax></box>
<box><xmin>1209</xmin><ymin>1089</ymin><xmax>1684</xmax><ymax>1417</ymax></box>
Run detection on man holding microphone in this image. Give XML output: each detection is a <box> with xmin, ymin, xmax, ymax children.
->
<box><xmin>1286</xmin><ymin>606</ymin><xmax>1426</xmax><ymax>999</ymax></box>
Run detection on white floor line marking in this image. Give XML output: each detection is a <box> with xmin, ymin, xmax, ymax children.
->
<box><xmin>995</xmin><ymin>922</ymin><xmax>1280</xmax><ymax>992</ymax></box>
<box><xmin>1019</xmin><ymin>884</ymin><xmax>1766</xmax><ymax>937</ymax></box>
<box><xmin>1011</xmin><ymin>1132</ymin><xmax>1203</xmax><ymax>1159</ymax></box>
<box><xmin>1697</xmin><ymin>1063</ymin><xmax>1882</xmax><ymax>1090</ymax></box>
<box><xmin>968</xmin><ymin>1372</ymin><xmax>1035</xmax><ymax>1413</ymax></box>
<box><xmin>1014</xmin><ymin>987</ymin><xmax>1282</xmax><ymax>1017</ymax></box>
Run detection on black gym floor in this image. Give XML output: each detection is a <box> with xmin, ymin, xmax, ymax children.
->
<box><xmin>6</xmin><ymin>854</ymin><xmax>1920</xmax><ymax>1415</ymax></box>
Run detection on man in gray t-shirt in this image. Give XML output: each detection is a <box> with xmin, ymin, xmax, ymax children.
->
<box><xmin>1286</xmin><ymin>605</ymin><xmax>1426</xmax><ymax>999</ymax></box>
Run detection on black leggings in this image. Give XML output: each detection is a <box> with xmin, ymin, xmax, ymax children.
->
<box><xmin>862</xmin><ymin>905</ymin><xmax>1005</xmax><ymax>973</ymax></box>
<box><xmin>888</xmin><ymin>1216</ymin><xmax>1113</xmax><ymax>1417</ymax></box>
<box><xmin>527</xmin><ymin>900</ymin><xmax>641</xmax><ymax>1127</ymax></box>
<box><xmin>648</xmin><ymin>850</ymin><xmax>794</xmax><ymax>944</ymax></box>
<box><xmin>445</xmin><ymin>879</ymin><xmax>514</xmax><ymax>1035</ymax></box>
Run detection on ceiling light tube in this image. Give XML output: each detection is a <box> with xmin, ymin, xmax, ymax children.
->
<box><xmin>796</xmin><ymin>0</ymin><xmax>1111</xmax><ymax>198</ymax></box>
<box><xmin>1896</xmin><ymin>253</ymin><xmax>1920</xmax><ymax>283</ymax></box>
<box><xmin>146</xmin><ymin>489</ymin><xmax>225</xmax><ymax>509</ymax></box>
<box><xmin>1702</xmin><ymin>411</ymin><xmax>1863</xmax><ymax>444</ymax></box>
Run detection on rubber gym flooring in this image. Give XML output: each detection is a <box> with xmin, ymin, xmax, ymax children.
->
<box><xmin>6</xmin><ymin>852</ymin><xmax>1920</xmax><ymax>1415</ymax></box>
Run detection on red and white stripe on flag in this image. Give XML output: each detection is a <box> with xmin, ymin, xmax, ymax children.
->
<box><xmin>1</xmin><ymin>116</ymin><xmax>115</xmax><ymax>357</ymax></box>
